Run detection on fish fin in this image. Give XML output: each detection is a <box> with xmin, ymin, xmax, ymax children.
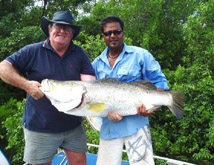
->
<box><xmin>99</xmin><ymin>78</ymin><xmax>119</xmax><ymax>83</ymax></box>
<box><xmin>129</xmin><ymin>81</ymin><xmax>157</xmax><ymax>90</ymax></box>
<box><xmin>99</xmin><ymin>79</ymin><xmax>157</xmax><ymax>90</ymax></box>
<box><xmin>86</xmin><ymin>116</ymin><xmax>102</xmax><ymax>131</ymax></box>
<box><xmin>88</xmin><ymin>103</ymin><xmax>106</xmax><ymax>113</ymax></box>
<box><xmin>147</xmin><ymin>106</ymin><xmax>161</xmax><ymax>111</ymax></box>
<box><xmin>168</xmin><ymin>91</ymin><xmax>185</xmax><ymax>120</ymax></box>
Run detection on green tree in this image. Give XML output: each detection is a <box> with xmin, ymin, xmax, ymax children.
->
<box><xmin>151</xmin><ymin>64</ymin><xmax>214</xmax><ymax>164</ymax></box>
<box><xmin>0</xmin><ymin>0</ymin><xmax>36</xmax><ymax>37</ymax></box>
<box><xmin>77</xmin><ymin>0</ymin><xmax>199</xmax><ymax>69</ymax></box>
<box><xmin>0</xmin><ymin>99</ymin><xmax>25</xmax><ymax>164</ymax></box>
<box><xmin>0</xmin><ymin>0</ymin><xmax>213</xmax><ymax>164</ymax></box>
<box><xmin>0</xmin><ymin>26</ymin><xmax>45</xmax><ymax>103</ymax></box>
<box><xmin>183</xmin><ymin>0</ymin><xmax>214</xmax><ymax>73</ymax></box>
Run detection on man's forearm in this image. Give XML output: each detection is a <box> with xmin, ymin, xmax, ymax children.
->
<box><xmin>0</xmin><ymin>60</ymin><xmax>29</xmax><ymax>91</ymax></box>
<box><xmin>157</xmin><ymin>88</ymin><xmax>164</xmax><ymax>92</ymax></box>
<box><xmin>80</xmin><ymin>74</ymin><xmax>96</xmax><ymax>81</ymax></box>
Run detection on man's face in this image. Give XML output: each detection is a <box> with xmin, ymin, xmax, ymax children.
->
<box><xmin>48</xmin><ymin>23</ymin><xmax>73</xmax><ymax>48</ymax></box>
<box><xmin>102</xmin><ymin>22</ymin><xmax>124</xmax><ymax>50</ymax></box>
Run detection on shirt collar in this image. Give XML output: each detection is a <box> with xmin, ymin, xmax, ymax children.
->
<box><xmin>43</xmin><ymin>39</ymin><xmax>76</xmax><ymax>59</ymax></box>
<box><xmin>43</xmin><ymin>39</ymin><xmax>75</xmax><ymax>51</ymax></box>
<box><xmin>99</xmin><ymin>43</ymin><xmax>133</xmax><ymax>61</ymax></box>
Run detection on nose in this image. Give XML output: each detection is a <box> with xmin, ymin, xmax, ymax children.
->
<box><xmin>59</xmin><ymin>27</ymin><xmax>66</xmax><ymax>32</ymax></box>
<box><xmin>110</xmin><ymin>33</ymin><xmax>116</xmax><ymax>37</ymax></box>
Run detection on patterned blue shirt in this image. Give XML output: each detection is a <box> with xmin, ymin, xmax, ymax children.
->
<box><xmin>92</xmin><ymin>43</ymin><xmax>169</xmax><ymax>139</ymax></box>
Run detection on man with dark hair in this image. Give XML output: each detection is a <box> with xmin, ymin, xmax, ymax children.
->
<box><xmin>100</xmin><ymin>15</ymin><xmax>124</xmax><ymax>33</ymax></box>
<box><xmin>93</xmin><ymin>15</ymin><xmax>169</xmax><ymax>165</ymax></box>
<box><xmin>0</xmin><ymin>11</ymin><xmax>95</xmax><ymax>165</ymax></box>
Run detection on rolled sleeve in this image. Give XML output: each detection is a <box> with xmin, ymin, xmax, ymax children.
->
<box><xmin>143</xmin><ymin>51</ymin><xmax>169</xmax><ymax>90</ymax></box>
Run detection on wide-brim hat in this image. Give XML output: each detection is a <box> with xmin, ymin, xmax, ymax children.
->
<box><xmin>41</xmin><ymin>11</ymin><xmax>82</xmax><ymax>39</ymax></box>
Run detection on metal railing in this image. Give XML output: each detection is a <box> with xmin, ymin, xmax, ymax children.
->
<box><xmin>87</xmin><ymin>143</ymin><xmax>197</xmax><ymax>165</ymax></box>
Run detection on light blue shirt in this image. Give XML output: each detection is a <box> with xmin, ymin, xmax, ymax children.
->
<box><xmin>92</xmin><ymin>43</ymin><xmax>169</xmax><ymax>139</ymax></box>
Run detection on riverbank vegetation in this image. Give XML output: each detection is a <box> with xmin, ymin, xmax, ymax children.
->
<box><xmin>0</xmin><ymin>0</ymin><xmax>213</xmax><ymax>164</ymax></box>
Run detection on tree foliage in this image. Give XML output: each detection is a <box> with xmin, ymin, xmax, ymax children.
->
<box><xmin>0</xmin><ymin>99</ymin><xmax>25</xmax><ymax>164</ymax></box>
<box><xmin>0</xmin><ymin>0</ymin><xmax>213</xmax><ymax>164</ymax></box>
<box><xmin>150</xmin><ymin>64</ymin><xmax>214</xmax><ymax>164</ymax></box>
<box><xmin>77</xmin><ymin>0</ymin><xmax>198</xmax><ymax>70</ymax></box>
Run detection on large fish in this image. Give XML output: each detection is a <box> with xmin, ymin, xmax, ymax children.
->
<box><xmin>40</xmin><ymin>79</ymin><xmax>185</xmax><ymax>121</ymax></box>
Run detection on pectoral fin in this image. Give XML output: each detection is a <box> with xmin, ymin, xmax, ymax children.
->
<box><xmin>86</xmin><ymin>116</ymin><xmax>102</xmax><ymax>131</ymax></box>
<box><xmin>88</xmin><ymin>103</ymin><xmax>106</xmax><ymax>113</ymax></box>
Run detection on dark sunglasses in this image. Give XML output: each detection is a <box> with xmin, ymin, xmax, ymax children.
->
<box><xmin>102</xmin><ymin>30</ymin><xmax>123</xmax><ymax>36</ymax></box>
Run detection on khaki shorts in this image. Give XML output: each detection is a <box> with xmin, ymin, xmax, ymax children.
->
<box><xmin>97</xmin><ymin>125</ymin><xmax>155</xmax><ymax>165</ymax></box>
<box><xmin>23</xmin><ymin>125</ymin><xmax>87</xmax><ymax>164</ymax></box>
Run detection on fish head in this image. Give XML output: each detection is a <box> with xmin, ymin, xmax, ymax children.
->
<box><xmin>40</xmin><ymin>79</ymin><xmax>87</xmax><ymax>111</ymax></box>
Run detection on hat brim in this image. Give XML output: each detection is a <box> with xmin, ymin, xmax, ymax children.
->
<box><xmin>41</xmin><ymin>16</ymin><xmax>82</xmax><ymax>39</ymax></box>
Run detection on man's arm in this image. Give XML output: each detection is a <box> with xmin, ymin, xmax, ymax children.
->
<box><xmin>80</xmin><ymin>74</ymin><xmax>96</xmax><ymax>81</ymax></box>
<box><xmin>0</xmin><ymin>60</ymin><xmax>44</xmax><ymax>100</ymax></box>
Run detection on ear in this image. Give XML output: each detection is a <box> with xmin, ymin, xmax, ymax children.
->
<box><xmin>122</xmin><ymin>32</ymin><xmax>124</xmax><ymax>40</ymax></box>
<box><xmin>48</xmin><ymin>25</ymin><xmax>51</xmax><ymax>30</ymax></box>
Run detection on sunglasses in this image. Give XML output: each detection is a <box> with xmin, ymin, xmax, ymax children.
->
<box><xmin>52</xmin><ymin>23</ymin><xmax>73</xmax><ymax>32</ymax></box>
<box><xmin>102</xmin><ymin>30</ymin><xmax>123</xmax><ymax>36</ymax></box>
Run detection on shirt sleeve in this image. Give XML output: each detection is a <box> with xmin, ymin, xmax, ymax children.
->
<box><xmin>142</xmin><ymin>50</ymin><xmax>169</xmax><ymax>90</ymax></box>
<box><xmin>92</xmin><ymin>58</ymin><xmax>99</xmax><ymax>79</ymax></box>
<box><xmin>6</xmin><ymin>45</ymin><xmax>34</xmax><ymax>74</ymax></box>
<box><xmin>80</xmin><ymin>48</ymin><xmax>95</xmax><ymax>76</ymax></box>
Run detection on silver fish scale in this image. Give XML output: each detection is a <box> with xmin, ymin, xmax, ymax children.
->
<box><xmin>40</xmin><ymin>79</ymin><xmax>184</xmax><ymax>120</ymax></box>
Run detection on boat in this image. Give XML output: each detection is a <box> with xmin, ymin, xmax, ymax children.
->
<box><xmin>0</xmin><ymin>149</ymin><xmax>10</xmax><ymax>165</ymax></box>
<box><xmin>52</xmin><ymin>151</ymin><xmax>129</xmax><ymax>165</ymax></box>
<box><xmin>52</xmin><ymin>143</ymin><xmax>196</xmax><ymax>165</ymax></box>
<box><xmin>0</xmin><ymin>144</ymin><xmax>196</xmax><ymax>165</ymax></box>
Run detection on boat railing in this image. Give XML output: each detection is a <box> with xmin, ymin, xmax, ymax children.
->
<box><xmin>87</xmin><ymin>143</ymin><xmax>197</xmax><ymax>165</ymax></box>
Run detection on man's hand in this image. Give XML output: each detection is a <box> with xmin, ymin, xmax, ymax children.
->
<box><xmin>137</xmin><ymin>104</ymin><xmax>154</xmax><ymax>117</ymax></box>
<box><xmin>24</xmin><ymin>80</ymin><xmax>44</xmax><ymax>100</ymax></box>
<box><xmin>0</xmin><ymin>61</ymin><xmax>44</xmax><ymax>100</ymax></box>
<box><xmin>107</xmin><ymin>112</ymin><xmax>123</xmax><ymax>122</ymax></box>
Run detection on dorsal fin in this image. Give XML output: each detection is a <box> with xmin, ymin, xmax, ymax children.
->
<box><xmin>99</xmin><ymin>78</ymin><xmax>118</xmax><ymax>83</ymax></box>
<box><xmin>129</xmin><ymin>80</ymin><xmax>157</xmax><ymax>90</ymax></box>
<box><xmin>98</xmin><ymin>78</ymin><xmax>156</xmax><ymax>90</ymax></box>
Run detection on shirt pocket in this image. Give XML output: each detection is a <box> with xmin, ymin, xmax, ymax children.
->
<box><xmin>118</xmin><ymin>67</ymin><xmax>142</xmax><ymax>82</ymax></box>
<box><xmin>96</xmin><ymin>69</ymin><xmax>111</xmax><ymax>80</ymax></box>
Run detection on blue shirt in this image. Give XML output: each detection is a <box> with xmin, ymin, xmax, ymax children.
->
<box><xmin>92</xmin><ymin>43</ymin><xmax>169</xmax><ymax>139</ymax></box>
<box><xmin>6</xmin><ymin>40</ymin><xmax>95</xmax><ymax>133</ymax></box>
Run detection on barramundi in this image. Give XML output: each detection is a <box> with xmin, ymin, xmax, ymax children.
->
<box><xmin>40</xmin><ymin>79</ymin><xmax>185</xmax><ymax>120</ymax></box>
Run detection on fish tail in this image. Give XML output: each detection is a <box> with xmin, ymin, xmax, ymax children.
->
<box><xmin>168</xmin><ymin>91</ymin><xmax>185</xmax><ymax>120</ymax></box>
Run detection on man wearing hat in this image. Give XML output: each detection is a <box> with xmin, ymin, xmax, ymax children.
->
<box><xmin>0</xmin><ymin>11</ymin><xmax>95</xmax><ymax>165</ymax></box>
